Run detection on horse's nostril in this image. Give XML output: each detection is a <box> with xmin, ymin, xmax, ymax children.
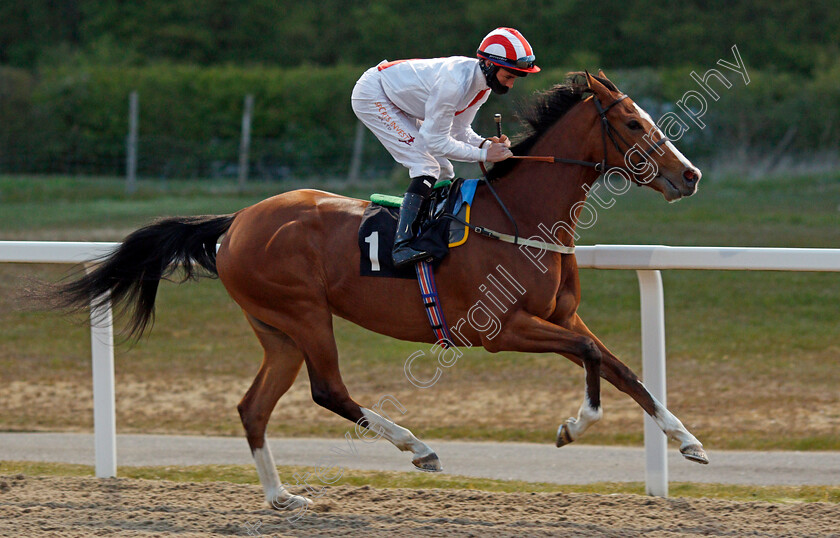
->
<box><xmin>683</xmin><ymin>168</ymin><xmax>699</xmax><ymax>183</ymax></box>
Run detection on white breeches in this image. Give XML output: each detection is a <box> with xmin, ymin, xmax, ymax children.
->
<box><xmin>351</xmin><ymin>68</ymin><xmax>454</xmax><ymax>180</ymax></box>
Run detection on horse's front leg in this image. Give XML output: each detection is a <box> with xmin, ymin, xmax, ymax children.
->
<box><xmin>566</xmin><ymin>314</ymin><xmax>709</xmax><ymax>464</ymax></box>
<box><xmin>492</xmin><ymin>311</ymin><xmax>604</xmax><ymax>446</ymax></box>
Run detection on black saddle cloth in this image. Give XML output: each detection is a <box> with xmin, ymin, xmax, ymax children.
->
<box><xmin>358</xmin><ymin>178</ymin><xmax>465</xmax><ymax>279</ymax></box>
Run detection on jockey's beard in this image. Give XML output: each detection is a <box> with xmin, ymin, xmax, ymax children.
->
<box><xmin>488</xmin><ymin>75</ymin><xmax>509</xmax><ymax>95</ymax></box>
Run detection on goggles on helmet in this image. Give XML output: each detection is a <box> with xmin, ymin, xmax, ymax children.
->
<box><xmin>479</xmin><ymin>52</ymin><xmax>536</xmax><ymax>70</ymax></box>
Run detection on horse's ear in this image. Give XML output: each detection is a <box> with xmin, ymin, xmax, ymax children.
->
<box><xmin>584</xmin><ymin>70</ymin><xmax>608</xmax><ymax>95</ymax></box>
<box><xmin>592</xmin><ymin>69</ymin><xmax>621</xmax><ymax>94</ymax></box>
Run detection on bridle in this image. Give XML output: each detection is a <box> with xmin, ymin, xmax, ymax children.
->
<box><xmin>589</xmin><ymin>94</ymin><xmax>670</xmax><ymax>179</ymax></box>
<box><xmin>471</xmin><ymin>93</ymin><xmax>671</xmax><ymax>251</ymax></box>
<box><xmin>481</xmin><ymin>93</ymin><xmax>671</xmax><ymax>179</ymax></box>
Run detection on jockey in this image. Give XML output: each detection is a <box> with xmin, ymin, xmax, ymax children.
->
<box><xmin>351</xmin><ymin>27</ymin><xmax>540</xmax><ymax>268</ymax></box>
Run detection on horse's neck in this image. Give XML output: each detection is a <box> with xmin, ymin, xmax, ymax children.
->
<box><xmin>482</xmin><ymin>104</ymin><xmax>600</xmax><ymax>246</ymax></box>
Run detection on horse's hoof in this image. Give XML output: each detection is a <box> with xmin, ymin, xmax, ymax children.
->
<box><xmin>680</xmin><ymin>444</ymin><xmax>709</xmax><ymax>464</ymax></box>
<box><xmin>412</xmin><ymin>452</ymin><xmax>442</xmax><ymax>472</ymax></box>
<box><xmin>555</xmin><ymin>420</ymin><xmax>575</xmax><ymax>448</ymax></box>
<box><xmin>268</xmin><ymin>494</ymin><xmax>313</xmax><ymax>511</ymax></box>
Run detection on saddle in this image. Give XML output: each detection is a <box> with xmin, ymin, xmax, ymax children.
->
<box><xmin>357</xmin><ymin>178</ymin><xmax>480</xmax><ymax>346</ymax></box>
<box><xmin>358</xmin><ymin>178</ymin><xmax>478</xmax><ymax>279</ymax></box>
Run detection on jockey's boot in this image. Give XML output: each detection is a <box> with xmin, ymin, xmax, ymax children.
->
<box><xmin>392</xmin><ymin>191</ymin><xmax>430</xmax><ymax>268</ymax></box>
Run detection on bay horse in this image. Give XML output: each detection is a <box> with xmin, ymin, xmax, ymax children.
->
<box><xmin>53</xmin><ymin>71</ymin><xmax>707</xmax><ymax>509</ymax></box>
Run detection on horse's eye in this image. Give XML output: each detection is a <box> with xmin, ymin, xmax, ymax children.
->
<box><xmin>627</xmin><ymin>120</ymin><xmax>643</xmax><ymax>130</ymax></box>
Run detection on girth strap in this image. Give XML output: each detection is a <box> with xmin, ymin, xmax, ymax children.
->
<box><xmin>415</xmin><ymin>260</ymin><xmax>453</xmax><ymax>347</ymax></box>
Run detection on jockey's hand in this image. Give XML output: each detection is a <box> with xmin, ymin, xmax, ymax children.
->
<box><xmin>485</xmin><ymin>141</ymin><xmax>513</xmax><ymax>162</ymax></box>
<box><xmin>488</xmin><ymin>135</ymin><xmax>511</xmax><ymax>148</ymax></box>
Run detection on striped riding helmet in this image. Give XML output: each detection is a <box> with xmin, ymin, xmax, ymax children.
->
<box><xmin>476</xmin><ymin>27</ymin><xmax>540</xmax><ymax>75</ymax></box>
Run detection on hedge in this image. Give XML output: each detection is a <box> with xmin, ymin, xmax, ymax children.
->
<box><xmin>1</xmin><ymin>61</ymin><xmax>838</xmax><ymax>178</ymax></box>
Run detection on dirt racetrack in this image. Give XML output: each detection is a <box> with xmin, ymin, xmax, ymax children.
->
<box><xmin>1</xmin><ymin>475</ymin><xmax>838</xmax><ymax>537</ymax></box>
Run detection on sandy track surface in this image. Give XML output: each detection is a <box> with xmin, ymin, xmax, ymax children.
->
<box><xmin>1</xmin><ymin>475</ymin><xmax>839</xmax><ymax>537</ymax></box>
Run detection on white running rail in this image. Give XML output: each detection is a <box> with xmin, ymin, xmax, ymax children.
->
<box><xmin>2</xmin><ymin>241</ymin><xmax>839</xmax><ymax>495</ymax></box>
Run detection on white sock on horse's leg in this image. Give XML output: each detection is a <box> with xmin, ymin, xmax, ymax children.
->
<box><xmin>252</xmin><ymin>443</ymin><xmax>284</xmax><ymax>501</ymax></box>
<box><xmin>252</xmin><ymin>439</ymin><xmax>312</xmax><ymax>509</ymax></box>
<box><xmin>648</xmin><ymin>394</ymin><xmax>702</xmax><ymax>448</ymax></box>
<box><xmin>562</xmin><ymin>394</ymin><xmax>603</xmax><ymax>441</ymax></box>
<box><xmin>649</xmin><ymin>396</ymin><xmax>709</xmax><ymax>463</ymax></box>
<box><xmin>360</xmin><ymin>407</ymin><xmax>441</xmax><ymax>471</ymax></box>
<box><xmin>360</xmin><ymin>407</ymin><xmax>434</xmax><ymax>456</ymax></box>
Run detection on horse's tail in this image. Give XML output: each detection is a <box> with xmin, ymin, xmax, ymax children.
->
<box><xmin>52</xmin><ymin>214</ymin><xmax>236</xmax><ymax>339</ymax></box>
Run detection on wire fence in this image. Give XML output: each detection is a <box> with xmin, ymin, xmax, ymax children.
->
<box><xmin>0</xmin><ymin>133</ymin><xmax>403</xmax><ymax>182</ymax></box>
<box><xmin>3</xmin><ymin>137</ymin><xmax>837</xmax><ymax>187</ymax></box>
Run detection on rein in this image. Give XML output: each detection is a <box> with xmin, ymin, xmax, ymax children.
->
<box><xmin>473</xmin><ymin>94</ymin><xmax>670</xmax><ymax>253</ymax></box>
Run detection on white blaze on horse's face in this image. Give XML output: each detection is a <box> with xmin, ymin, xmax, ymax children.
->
<box><xmin>630</xmin><ymin>102</ymin><xmax>702</xmax><ymax>202</ymax></box>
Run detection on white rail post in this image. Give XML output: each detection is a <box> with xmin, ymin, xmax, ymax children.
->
<box><xmin>636</xmin><ymin>269</ymin><xmax>668</xmax><ymax>497</ymax></box>
<box><xmin>89</xmin><ymin>288</ymin><xmax>117</xmax><ymax>478</ymax></box>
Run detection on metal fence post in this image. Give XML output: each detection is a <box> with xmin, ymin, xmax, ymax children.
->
<box><xmin>347</xmin><ymin>121</ymin><xmax>365</xmax><ymax>183</ymax></box>
<box><xmin>126</xmin><ymin>91</ymin><xmax>139</xmax><ymax>195</ymax></box>
<box><xmin>238</xmin><ymin>94</ymin><xmax>254</xmax><ymax>191</ymax></box>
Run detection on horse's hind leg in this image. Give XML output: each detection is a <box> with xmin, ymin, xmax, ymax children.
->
<box><xmin>569</xmin><ymin>315</ymin><xmax>709</xmax><ymax>464</ymax></box>
<box><xmin>238</xmin><ymin>315</ymin><xmax>312</xmax><ymax>509</ymax></box>
<box><xmin>294</xmin><ymin>309</ymin><xmax>442</xmax><ymax>472</ymax></box>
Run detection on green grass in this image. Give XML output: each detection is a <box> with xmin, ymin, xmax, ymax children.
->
<box><xmin>575</xmin><ymin>172</ymin><xmax>840</xmax><ymax>247</ymax></box>
<box><xmin>1</xmin><ymin>173</ymin><xmax>839</xmax><ymax>450</ymax></box>
<box><xmin>0</xmin><ymin>175</ymin><xmax>405</xmax><ymax>237</ymax></box>
<box><xmin>2</xmin><ymin>461</ymin><xmax>838</xmax><ymax>503</ymax></box>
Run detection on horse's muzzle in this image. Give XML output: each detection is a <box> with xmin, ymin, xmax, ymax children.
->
<box><xmin>653</xmin><ymin>167</ymin><xmax>701</xmax><ymax>202</ymax></box>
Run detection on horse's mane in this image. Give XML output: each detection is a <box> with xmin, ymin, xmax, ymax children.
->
<box><xmin>487</xmin><ymin>71</ymin><xmax>617</xmax><ymax>181</ymax></box>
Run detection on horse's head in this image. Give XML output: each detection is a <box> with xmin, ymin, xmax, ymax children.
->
<box><xmin>584</xmin><ymin>71</ymin><xmax>701</xmax><ymax>201</ymax></box>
